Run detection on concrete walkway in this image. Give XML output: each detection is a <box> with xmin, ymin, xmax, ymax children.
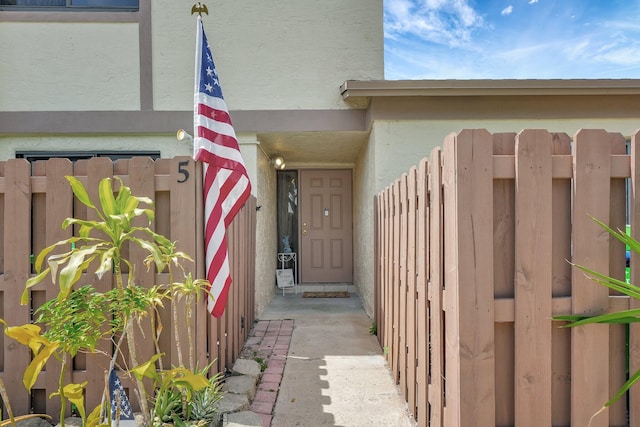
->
<box><xmin>258</xmin><ymin>292</ymin><xmax>416</xmax><ymax>427</ymax></box>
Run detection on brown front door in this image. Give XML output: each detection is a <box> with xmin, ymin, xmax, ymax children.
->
<box><xmin>299</xmin><ymin>169</ymin><xmax>353</xmax><ymax>283</ymax></box>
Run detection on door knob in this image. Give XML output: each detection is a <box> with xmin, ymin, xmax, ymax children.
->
<box><xmin>303</xmin><ymin>230</ymin><xmax>308</xmax><ymax>235</ymax></box>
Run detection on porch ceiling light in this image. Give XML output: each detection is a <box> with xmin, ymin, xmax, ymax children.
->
<box><xmin>272</xmin><ymin>156</ymin><xmax>285</xmax><ymax>170</ymax></box>
<box><xmin>176</xmin><ymin>129</ymin><xmax>193</xmax><ymax>142</ymax></box>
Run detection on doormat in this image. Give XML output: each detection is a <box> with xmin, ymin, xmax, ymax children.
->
<box><xmin>302</xmin><ymin>291</ymin><xmax>350</xmax><ymax>298</ymax></box>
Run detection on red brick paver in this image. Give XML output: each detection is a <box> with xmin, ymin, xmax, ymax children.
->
<box><xmin>240</xmin><ymin>319</ymin><xmax>293</xmax><ymax>427</ymax></box>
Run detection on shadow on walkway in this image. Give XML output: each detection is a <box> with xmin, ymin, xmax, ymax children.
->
<box><xmin>258</xmin><ymin>292</ymin><xmax>416</xmax><ymax>427</ymax></box>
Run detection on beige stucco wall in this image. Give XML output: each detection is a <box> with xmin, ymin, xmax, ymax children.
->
<box><xmin>253</xmin><ymin>142</ymin><xmax>277</xmax><ymax>317</ymax></box>
<box><xmin>372</xmin><ymin>118</ymin><xmax>640</xmax><ymax>193</ymax></box>
<box><xmin>353</xmin><ymin>128</ymin><xmax>376</xmax><ymax>318</ymax></box>
<box><xmin>153</xmin><ymin>0</ymin><xmax>384</xmax><ymax>111</ymax></box>
<box><xmin>0</xmin><ymin>22</ymin><xmax>140</xmax><ymax>111</ymax></box>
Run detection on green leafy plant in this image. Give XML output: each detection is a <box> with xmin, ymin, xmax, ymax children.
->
<box><xmin>369</xmin><ymin>322</ymin><xmax>377</xmax><ymax>335</ymax></box>
<box><xmin>1</xmin><ymin>176</ymin><xmax>218</xmax><ymax>426</ymax></box>
<box><xmin>554</xmin><ymin>216</ymin><xmax>640</xmax><ymax>421</ymax></box>
<box><xmin>253</xmin><ymin>356</ymin><xmax>267</xmax><ymax>372</ymax></box>
<box><xmin>187</xmin><ymin>363</ymin><xmax>223</xmax><ymax>423</ymax></box>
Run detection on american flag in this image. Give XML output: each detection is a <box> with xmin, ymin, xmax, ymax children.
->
<box><xmin>193</xmin><ymin>16</ymin><xmax>251</xmax><ymax>318</ymax></box>
<box><xmin>108</xmin><ymin>369</ymin><xmax>136</xmax><ymax>426</ymax></box>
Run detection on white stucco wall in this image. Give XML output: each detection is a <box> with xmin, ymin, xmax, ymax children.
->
<box><xmin>0</xmin><ymin>22</ymin><xmax>140</xmax><ymax>111</ymax></box>
<box><xmin>152</xmin><ymin>0</ymin><xmax>384</xmax><ymax>111</ymax></box>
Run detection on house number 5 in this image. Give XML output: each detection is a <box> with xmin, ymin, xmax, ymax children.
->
<box><xmin>177</xmin><ymin>160</ymin><xmax>190</xmax><ymax>183</ymax></box>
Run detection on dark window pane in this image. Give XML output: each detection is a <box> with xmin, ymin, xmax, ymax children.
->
<box><xmin>70</xmin><ymin>0</ymin><xmax>138</xmax><ymax>7</ymax></box>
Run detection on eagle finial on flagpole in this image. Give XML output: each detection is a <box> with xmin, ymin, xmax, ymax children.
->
<box><xmin>191</xmin><ymin>2</ymin><xmax>208</xmax><ymax>16</ymax></box>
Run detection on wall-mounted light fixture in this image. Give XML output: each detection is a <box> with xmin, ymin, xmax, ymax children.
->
<box><xmin>256</xmin><ymin>143</ymin><xmax>286</xmax><ymax>170</ymax></box>
<box><xmin>176</xmin><ymin>129</ymin><xmax>193</xmax><ymax>142</ymax></box>
<box><xmin>272</xmin><ymin>156</ymin><xmax>285</xmax><ymax>170</ymax></box>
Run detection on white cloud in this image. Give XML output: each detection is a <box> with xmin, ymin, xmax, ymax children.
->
<box><xmin>528</xmin><ymin>0</ymin><xmax>538</xmax><ymax>4</ymax></box>
<box><xmin>501</xmin><ymin>5</ymin><xmax>513</xmax><ymax>16</ymax></box>
<box><xmin>384</xmin><ymin>0</ymin><xmax>483</xmax><ymax>47</ymax></box>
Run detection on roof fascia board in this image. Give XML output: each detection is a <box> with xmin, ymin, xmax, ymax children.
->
<box><xmin>341</xmin><ymin>79</ymin><xmax>640</xmax><ymax>99</ymax></box>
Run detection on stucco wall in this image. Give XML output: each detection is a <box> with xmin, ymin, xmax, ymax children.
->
<box><xmin>0</xmin><ymin>22</ymin><xmax>140</xmax><ymax>111</ymax></box>
<box><xmin>353</xmin><ymin>129</ymin><xmax>376</xmax><ymax>318</ymax></box>
<box><xmin>153</xmin><ymin>0</ymin><xmax>383</xmax><ymax>111</ymax></box>
<box><xmin>253</xmin><ymin>142</ymin><xmax>277</xmax><ymax>317</ymax></box>
<box><xmin>372</xmin><ymin>118</ymin><xmax>640</xmax><ymax>193</ymax></box>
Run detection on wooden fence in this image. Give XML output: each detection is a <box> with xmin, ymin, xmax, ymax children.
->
<box><xmin>0</xmin><ymin>156</ymin><xmax>256</xmax><ymax>422</ymax></box>
<box><xmin>375</xmin><ymin>129</ymin><xmax>640</xmax><ymax>427</ymax></box>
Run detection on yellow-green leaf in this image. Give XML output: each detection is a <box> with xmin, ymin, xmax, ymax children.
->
<box><xmin>32</xmin><ymin>243</ymin><xmax>59</xmax><ymax>273</ymax></box>
<box><xmin>22</xmin><ymin>268</ymin><xmax>52</xmax><ymax>305</ymax></box>
<box><xmin>50</xmin><ymin>382</ymin><xmax>87</xmax><ymax>420</ymax></box>
<box><xmin>85</xmin><ymin>404</ymin><xmax>107</xmax><ymax>427</ymax></box>
<box><xmin>98</xmin><ymin>177</ymin><xmax>117</xmax><ymax>217</ymax></box>
<box><xmin>4</xmin><ymin>324</ymin><xmax>48</xmax><ymax>353</ymax></box>
<box><xmin>172</xmin><ymin>372</ymin><xmax>210</xmax><ymax>391</ymax></box>
<box><xmin>66</xmin><ymin>176</ymin><xmax>95</xmax><ymax>209</ymax></box>
<box><xmin>130</xmin><ymin>353</ymin><xmax>164</xmax><ymax>381</ymax></box>
<box><xmin>116</xmin><ymin>186</ymin><xmax>138</xmax><ymax>213</ymax></box>
<box><xmin>95</xmin><ymin>248</ymin><xmax>115</xmax><ymax>279</ymax></box>
<box><xmin>23</xmin><ymin>342</ymin><xmax>59</xmax><ymax>390</ymax></box>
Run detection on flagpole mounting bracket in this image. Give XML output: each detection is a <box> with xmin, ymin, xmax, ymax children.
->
<box><xmin>191</xmin><ymin>2</ymin><xmax>208</xmax><ymax>16</ymax></box>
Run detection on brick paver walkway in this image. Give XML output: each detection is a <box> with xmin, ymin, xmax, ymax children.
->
<box><xmin>242</xmin><ymin>319</ymin><xmax>294</xmax><ymax>427</ymax></box>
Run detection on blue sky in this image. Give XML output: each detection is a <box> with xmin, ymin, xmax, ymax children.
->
<box><xmin>384</xmin><ymin>0</ymin><xmax>640</xmax><ymax>80</ymax></box>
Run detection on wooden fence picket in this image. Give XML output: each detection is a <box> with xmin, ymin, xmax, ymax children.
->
<box><xmin>513</xmin><ymin>129</ymin><xmax>553</xmax><ymax>426</ymax></box>
<box><xmin>428</xmin><ymin>147</ymin><xmax>444</xmax><ymax>426</ymax></box>
<box><xmin>572</xmin><ymin>130</ymin><xmax>612</xmax><ymax>427</ymax></box>
<box><xmin>415</xmin><ymin>158</ymin><xmax>428</xmax><ymax>426</ymax></box>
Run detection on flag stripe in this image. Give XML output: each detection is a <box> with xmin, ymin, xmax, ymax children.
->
<box><xmin>193</xmin><ymin>16</ymin><xmax>251</xmax><ymax>318</ymax></box>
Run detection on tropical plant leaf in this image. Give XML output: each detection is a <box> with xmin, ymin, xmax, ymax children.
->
<box><xmin>85</xmin><ymin>404</ymin><xmax>106</xmax><ymax>427</ymax></box>
<box><xmin>66</xmin><ymin>176</ymin><xmax>95</xmax><ymax>210</ymax></box>
<box><xmin>132</xmin><ymin>236</ymin><xmax>164</xmax><ymax>270</ymax></box>
<box><xmin>130</xmin><ymin>353</ymin><xmax>164</xmax><ymax>381</ymax></box>
<box><xmin>58</xmin><ymin>253</ymin><xmax>95</xmax><ymax>299</ymax></box>
<box><xmin>171</xmin><ymin>372</ymin><xmax>210</xmax><ymax>391</ymax></box>
<box><xmin>49</xmin><ymin>381</ymin><xmax>88</xmax><ymax>421</ymax></box>
<box><xmin>98</xmin><ymin>177</ymin><xmax>117</xmax><ymax>217</ymax></box>
<box><xmin>22</xmin><ymin>268</ymin><xmax>52</xmax><ymax>305</ymax></box>
<box><xmin>95</xmin><ymin>247</ymin><xmax>116</xmax><ymax>279</ymax></box>
<box><xmin>573</xmin><ymin>263</ymin><xmax>640</xmax><ymax>299</ymax></box>
<box><xmin>605</xmin><ymin>367</ymin><xmax>640</xmax><ymax>408</ymax></box>
<box><xmin>557</xmin><ymin>308</ymin><xmax>640</xmax><ymax>327</ymax></box>
<box><xmin>590</xmin><ymin>215</ymin><xmax>640</xmax><ymax>254</ymax></box>
<box><xmin>23</xmin><ymin>342</ymin><xmax>59</xmax><ymax>390</ymax></box>
<box><xmin>4</xmin><ymin>324</ymin><xmax>48</xmax><ymax>352</ymax></box>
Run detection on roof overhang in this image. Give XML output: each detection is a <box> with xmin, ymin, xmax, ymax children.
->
<box><xmin>340</xmin><ymin>79</ymin><xmax>640</xmax><ymax>102</ymax></box>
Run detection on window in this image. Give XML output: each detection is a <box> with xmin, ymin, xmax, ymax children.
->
<box><xmin>0</xmin><ymin>0</ymin><xmax>138</xmax><ymax>11</ymax></box>
<box><xmin>16</xmin><ymin>150</ymin><xmax>159</xmax><ymax>163</ymax></box>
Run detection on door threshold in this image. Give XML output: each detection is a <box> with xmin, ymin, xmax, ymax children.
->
<box><xmin>297</xmin><ymin>283</ymin><xmax>356</xmax><ymax>293</ymax></box>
